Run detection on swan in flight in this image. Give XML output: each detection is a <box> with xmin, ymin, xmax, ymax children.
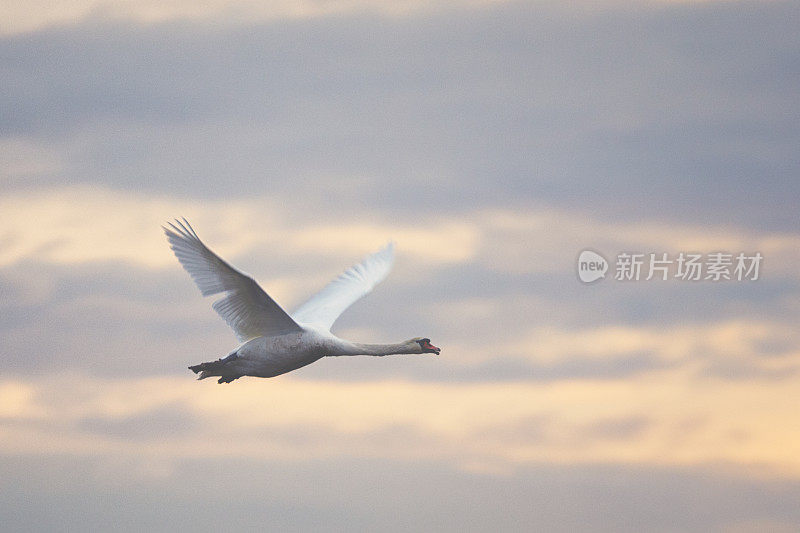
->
<box><xmin>163</xmin><ymin>219</ymin><xmax>440</xmax><ymax>383</ymax></box>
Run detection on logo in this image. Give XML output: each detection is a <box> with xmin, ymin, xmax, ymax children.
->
<box><xmin>576</xmin><ymin>250</ymin><xmax>762</xmax><ymax>283</ymax></box>
<box><xmin>577</xmin><ymin>249</ymin><xmax>608</xmax><ymax>283</ymax></box>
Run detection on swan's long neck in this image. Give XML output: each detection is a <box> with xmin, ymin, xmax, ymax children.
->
<box><xmin>334</xmin><ymin>341</ymin><xmax>415</xmax><ymax>357</ymax></box>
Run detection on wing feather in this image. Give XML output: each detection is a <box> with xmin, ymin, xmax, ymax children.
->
<box><xmin>163</xmin><ymin>219</ymin><xmax>302</xmax><ymax>341</ymax></box>
<box><xmin>292</xmin><ymin>243</ymin><xmax>395</xmax><ymax>331</ymax></box>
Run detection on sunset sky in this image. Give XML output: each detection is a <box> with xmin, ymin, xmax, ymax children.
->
<box><xmin>2</xmin><ymin>1</ymin><xmax>800</xmax><ymax>531</ymax></box>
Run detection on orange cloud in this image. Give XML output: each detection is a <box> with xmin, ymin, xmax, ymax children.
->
<box><xmin>2</xmin><ymin>371</ymin><xmax>799</xmax><ymax>478</ymax></box>
<box><xmin>4</xmin><ymin>186</ymin><xmax>800</xmax><ymax>281</ymax></box>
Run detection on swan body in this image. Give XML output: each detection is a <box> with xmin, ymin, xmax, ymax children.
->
<box><xmin>163</xmin><ymin>219</ymin><xmax>440</xmax><ymax>383</ymax></box>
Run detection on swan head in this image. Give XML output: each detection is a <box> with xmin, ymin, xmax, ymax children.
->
<box><xmin>411</xmin><ymin>337</ymin><xmax>440</xmax><ymax>355</ymax></box>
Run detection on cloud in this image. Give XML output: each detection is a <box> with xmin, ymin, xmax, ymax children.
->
<box><xmin>77</xmin><ymin>401</ymin><xmax>198</xmax><ymax>439</ymax></box>
<box><xmin>0</xmin><ymin>186</ymin><xmax>481</xmax><ymax>268</ymax></box>
<box><xmin>2</xmin><ymin>185</ymin><xmax>798</xmax><ymax>390</ymax></box>
<box><xmin>0</xmin><ymin>0</ymin><xmax>507</xmax><ymax>36</ymax></box>
<box><xmin>0</xmin><ymin>136</ymin><xmax>63</xmax><ymax>183</ymax></box>
<box><xmin>504</xmin><ymin>320</ymin><xmax>800</xmax><ymax>364</ymax></box>
<box><xmin>2</xmin><ymin>234</ymin><xmax>798</xmax><ymax>387</ymax></box>
<box><xmin>0</xmin><ymin>380</ymin><xmax>43</xmax><ymax>418</ymax></box>
<box><xmin>2</xmin><ymin>455</ymin><xmax>800</xmax><ymax>532</ymax></box>
<box><xmin>1</xmin><ymin>1</ymin><xmax>798</xmax><ymax>229</ymax></box>
<box><xmin>3</xmin><ymin>186</ymin><xmax>800</xmax><ymax>281</ymax></box>
<box><xmin>1</xmin><ymin>2</ymin><xmax>799</xmax><ymax>528</ymax></box>
<box><xmin>0</xmin><ymin>0</ymin><xmax>774</xmax><ymax>37</ymax></box>
<box><xmin>3</xmin><ymin>372</ymin><xmax>800</xmax><ymax>479</ymax></box>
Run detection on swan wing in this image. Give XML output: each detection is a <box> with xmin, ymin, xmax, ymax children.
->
<box><xmin>292</xmin><ymin>242</ymin><xmax>395</xmax><ymax>331</ymax></box>
<box><xmin>163</xmin><ymin>219</ymin><xmax>302</xmax><ymax>341</ymax></box>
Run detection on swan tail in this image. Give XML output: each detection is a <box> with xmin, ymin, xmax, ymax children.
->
<box><xmin>188</xmin><ymin>353</ymin><xmax>241</xmax><ymax>383</ymax></box>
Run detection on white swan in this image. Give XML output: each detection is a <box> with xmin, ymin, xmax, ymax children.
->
<box><xmin>163</xmin><ymin>219</ymin><xmax>440</xmax><ymax>383</ymax></box>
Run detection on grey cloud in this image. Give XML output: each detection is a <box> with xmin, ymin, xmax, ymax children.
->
<box><xmin>474</xmin><ymin>414</ymin><xmax>550</xmax><ymax>445</ymax></box>
<box><xmin>467</xmin><ymin>414</ymin><xmax>653</xmax><ymax>448</ymax></box>
<box><xmin>77</xmin><ymin>402</ymin><xmax>198</xmax><ymax>439</ymax></box>
<box><xmin>0</xmin><ymin>260</ymin><xmax>234</xmax><ymax>376</ymax></box>
<box><xmin>340</xmin><ymin>265</ymin><xmax>800</xmax><ymax>336</ymax></box>
<box><xmin>578</xmin><ymin>415</ymin><xmax>651</xmax><ymax>441</ymax></box>
<box><xmin>2</xmin><ymin>4</ymin><xmax>799</xmax><ymax>529</ymax></box>
<box><xmin>2</xmin><ymin>258</ymin><xmax>797</xmax><ymax>380</ymax></box>
<box><xmin>0</xmin><ymin>400</ymin><xmax>199</xmax><ymax>441</ymax></box>
<box><xmin>3</xmin><ymin>455</ymin><xmax>800</xmax><ymax>532</ymax></box>
<box><xmin>1</xmin><ymin>1</ymin><xmax>799</xmax><ymax>229</ymax></box>
<box><xmin>699</xmin><ymin>358</ymin><xmax>800</xmax><ymax>381</ymax></box>
<box><xmin>295</xmin><ymin>351</ymin><xmax>672</xmax><ymax>383</ymax></box>
<box><xmin>241</xmin><ymin>422</ymin><xmax>437</xmax><ymax>452</ymax></box>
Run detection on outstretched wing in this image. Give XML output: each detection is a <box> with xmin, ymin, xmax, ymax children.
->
<box><xmin>163</xmin><ymin>219</ymin><xmax>302</xmax><ymax>342</ymax></box>
<box><xmin>291</xmin><ymin>242</ymin><xmax>395</xmax><ymax>331</ymax></box>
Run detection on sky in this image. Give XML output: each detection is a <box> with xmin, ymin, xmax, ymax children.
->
<box><xmin>1</xmin><ymin>0</ymin><xmax>800</xmax><ymax>531</ymax></box>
